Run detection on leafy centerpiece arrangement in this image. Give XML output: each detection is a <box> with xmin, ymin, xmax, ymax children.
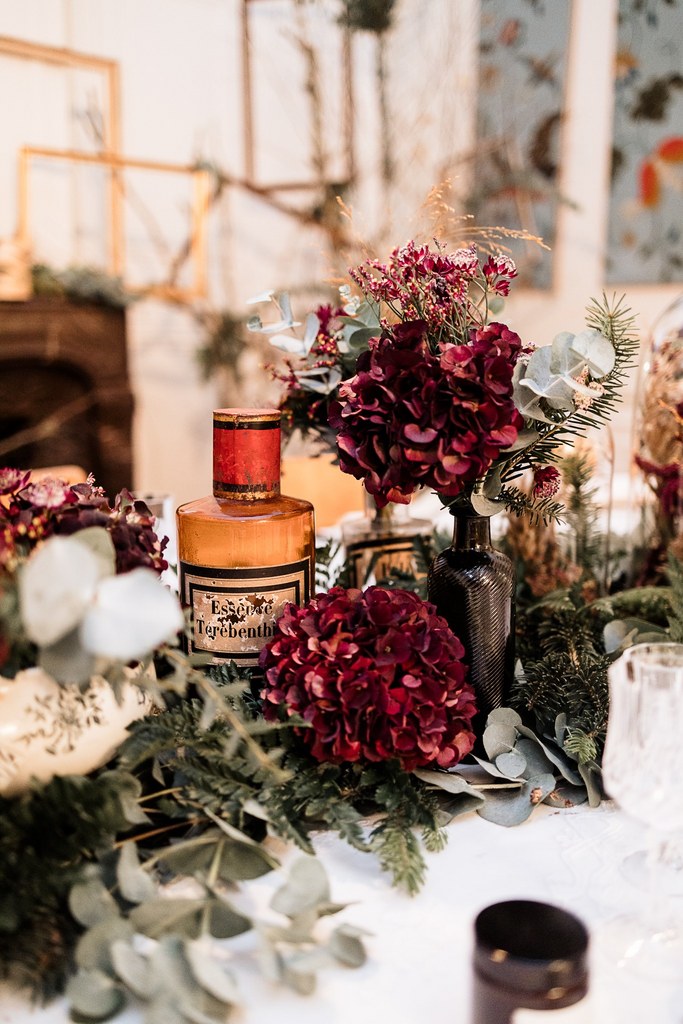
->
<box><xmin>0</xmin><ymin>244</ymin><xmax>645</xmax><ymax>1024</ymax></box>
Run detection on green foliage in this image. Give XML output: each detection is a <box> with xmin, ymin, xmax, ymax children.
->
<box><xmin>512</xmin><ymin>588</ymin><xmax>612</xmax><ymax>750</ymax></box>
<box><xmin>31</xmin><ymin>263</ymin><xmax>130</xmax><ymax>308</ymax></box>
<box><xmin>196</xmin><ymin>310</ymin><xmax>247</xmax><ymax>381</ymax></box>
<box><xmin>66</xmin><ymin>841</ymin><xmax>362</xmax><ymax>1023</ymax></box>
<box><xmin>0</xmin><ymin>772</ymin><xmax>147</xmax><ymax>999</ymax></box>
<box><xmin>497</xmin><ymin>293</ymin><xmax>639</xmax><ymax>518</ymax></box>
<box><xmin>666</xmin><ymin>551</ymin><xmax>683</xmax><ymax>643</ymax></box>
<box><xmin>561</xmin><ymin>450</ymin><xmax>604</xmax><ymax>574</ymax></box>
<box><xmin>498</xmin><ymin>485</ymin><xmax>565</xmax><ymax>527</ymax></box>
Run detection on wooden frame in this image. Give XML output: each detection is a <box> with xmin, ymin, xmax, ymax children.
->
<box><xmin>18</xmin><ymin>146</ymin><xmax>211</xmax><ymax>302</ymax></box>
<box><xmin>241</xmin><ymin>0</ymin><xmax>355</xmax><ymax>191</ymax></box>
<box><xmin>0</xmin><ymin>35</ymin><xmax>123</xmax><ymax>271</ymax></box>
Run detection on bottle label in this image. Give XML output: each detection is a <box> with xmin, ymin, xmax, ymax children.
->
<box><xmin>346</xmin><ymin>536</ymin><xmax>427</xmax><ymax>588</ymax></box>
<box><xmin>179</xmin><ymin>559</ymin><xmax>310</xmax><ymax>667</ymax></box>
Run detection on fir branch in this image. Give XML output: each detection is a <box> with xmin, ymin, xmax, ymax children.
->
<box><xmin>499</xmin><ymin>485</ymin><xmax>565</xmax><ymax>526</ymax></box>
<box><xmin>666</xmin><ymin>551</ymin><xmax>683</xmax><ymax>643</ymax></box>
<box><xmin>369</xmin><ymin>819</ymin><xmax>426</xmax><ymax>896</ymax></box>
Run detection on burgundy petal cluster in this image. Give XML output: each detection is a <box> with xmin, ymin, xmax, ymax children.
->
<box><xmin>0</xmin><ymin>471</ymin><xmax>167</xmax><ymax>574</ymax></box>
<box><xmin>532</xmin><ymin>465</ymin><xmax>561</xmax><ymax>499</ymax></box>
<box><xmin>329</xmin><ymin>320</ymin><xmax>524</xmax><ymax>507</ymax></box>
<box><xmin>260</xmin><ymin>586</ymin><xmax>477</xmax><ymax>771</ymax></box>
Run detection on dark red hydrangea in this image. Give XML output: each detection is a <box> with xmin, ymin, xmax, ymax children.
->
<box><xmin>260</xmin><ymin>586</ymin><xmax>477</xmax><ymax>771</ymax></box>
<box><xmin>0</xmin><ymin>470</ymin><xmax>168</xmax><ymax>574</ymax></box>
<box><xmin>329</xmin><ymin>320</ymin><xmax>523</xmax><ymax>507</ymax></box>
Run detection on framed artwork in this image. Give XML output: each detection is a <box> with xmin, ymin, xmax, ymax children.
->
<box><xmin>472</xmin><ymin>0</ymin><xmax>573</xmax><ymax>289</ymax></box>
<box><xmin>606</xmin><ymin>0</ymin><xmax>683</xmax><ymax>284</ymax></box>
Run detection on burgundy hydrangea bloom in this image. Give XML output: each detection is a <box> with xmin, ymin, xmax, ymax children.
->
<box><xmin>0</xmin><ymin>470</ymin><xmax>167</xmax><ymax>574</ymax></box>
<box><xmin>260</xmin><ymin>586</ymin><xmax>477</xmax><ymax>771</ymax></box>
<box><xmin>329</xmin><ymin>320</ymin><xmax>523</xmax><ymax>507</ymax></box>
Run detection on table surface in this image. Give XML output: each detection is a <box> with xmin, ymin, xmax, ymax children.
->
<box><xmin>3</xmin><ymin>802</ymin><xmax>683</xmax><ymax>1024</ymax></box>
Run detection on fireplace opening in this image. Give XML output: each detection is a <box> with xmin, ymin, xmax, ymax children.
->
<box><xmin>0</xmin><ymin>298</ymin><xmax>133</xmax><ymax>496</ymax></box>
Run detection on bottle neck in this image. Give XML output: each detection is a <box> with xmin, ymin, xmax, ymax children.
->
<box><xmin>451</xmin><ymin>513</ymin><xmax>492</xmax><ymax>551</ymax></box>
<box><xmin>212</xmin><ymin>409</ymin><xmax>281</xmax><ymax>500</ymax></box>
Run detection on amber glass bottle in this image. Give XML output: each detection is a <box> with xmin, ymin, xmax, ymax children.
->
<box><xmin>176</xmin><ymin>409</ymin><xmax>315</xmax><ymax>669</ymax></box>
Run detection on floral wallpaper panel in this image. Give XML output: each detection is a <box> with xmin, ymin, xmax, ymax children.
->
<box><xmin>607</xmin><ymin>0</ymin><xmax>683</xmax><ymax>283</ymax></box>
<box><xmin>473</xmin><ymin>0</ymin><xmax>572</xmax><ymax>289</ymax></box>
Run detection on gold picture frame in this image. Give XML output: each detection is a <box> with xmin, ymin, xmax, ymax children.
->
<box><xmin>1</xmin><ymin>35</ymin><xmax>209</xmax><ymax>301</ymax></box>
<box><xmin>0</xmin><ymin>35</ymin><xmax>123</xmax><ymax>270</ymax></box>
<box><xmin>18</xmin><ymin>145</ymin><xmax>211</xmax><ymax>302</ymax></box>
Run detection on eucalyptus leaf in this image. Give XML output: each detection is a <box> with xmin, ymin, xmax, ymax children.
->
<box><xmin>286</xmin><ymin>946</ymin><xmax>336</xmax><ymax>974</ymax></box>
<box><xmin>495</xmin><ymin>750</ymin><xmax>527</xmax><ymax>779</ymax></box>
<box><xmin>218</xmin><ymin>839</ymin><xmax>279</xmax><ymax>882</ymax></box>
<box><xmin>100</xmin><ymin>771</ymin><xmax>150</xmax><ymax>826</ymax></box>
<box><xmin>516</xmin><ymin>726</ymin><xmax>582</xmax><ymax>785</ymax></box>
<box><xmin>472</xmin><ymin>755</ymin><xmax>522</xmax><ymax>781</ymax></box>
<box><xmin>129</xmin><ymin>898</ymin><xmax>206</xmax><ymax>939</ymax></box>
<box><xmin>477</xmin><ymin>774</ymin><xmax>556</xmax><ymax>826</ymax></box>
<box><xmin>282</xmin><ymin>966</ymin><xmax>316</xmax><ymax>995</ymax></box>
<box><xmin>185</xmin><ymin>940</ymin><xmax>240</xmax><ymax>1004</ymax></box>
<box><xmin>515</xmin><ymin>737</ymin><xmax>555</xmax><ymax>779</ymax></box>
<box><xmin>271</xmin><ymin>857</ymin><xmax>330</xmax><ymax>918</ymax></box>
<box><xmin>116</xmin><ymin>842</ymin><xmax>156</xmax><ymax>904</ymax></box>
<box><xmin>265</xmin><ymin>907</ymin><xmax>319</xmax><ymax>944</ymax></box>
<box><xmin>413</xmin><ymin>768</ymin><xmax>483</xmax><ymax>798</ymax></box>
<box><xmin>69</xmin><ymin>876</ymin><xmax>119</xmax><ymax>928</ymax></box>
<box><xmin>207</xmin><ymin>898</ymin><xmax>252</xmax><ymax>939</ymax></box>
<box><xmin>149</xmin><ymin>935</ymin><xmax>197</xmax><ymax>998</ymax></box>
<box><xmin>66</xmin><ymin>968</ymin><xmax>125</xmax><ymax>1022</ymax></box>
<box><xmin>413</xmin><ymin>768</ymin><xmax>485</xmax><ymax>818</ymax></box>
<box><xmin>487</xmin><ymin>708</ymin><xmax>523</xmax><ymax>729</ymax></box>
<box><xmin>470</xmin><ymin>491</ymin><xmax>505</xmax><ymax>517</ymax></box>
<box><xmin>256</xmin><ymin>942</ymin><xmax>284</xmax><ymax>983</ymax></box>
<box><xmin>180</xmin><ymin>999</ymin><xmax>231</xmax><ymax>1024</ymax></box>
<box><xmin>340</xmin><ymin>299</ymin><xmax>381</xmax><ymax>329</ymax></box>
<box><xmin>72</xmin><ymin>528</ymin><xmax>117</xmax><ymax>577</ymax></box>
<box><xmin>328</xmin><ymin>924</ymin><xmax>368</xmax><ymax>967</ymax></box>
<box><xmin>144</xmin><ymin>998</ymin><xmax>187</xmax><ymax>1024</ymax></box>
<box><xmin>110</xmin><ymin>939</ymin><xmax>152</xmax><ymax>999</ymax></box>
<box><xmin>543</xmin><ymin>780</ymin><xmax>588</xmax><ymax>809</ymax></box>
<box><xmin>482</xmin><ymin>721</ymin><xmax>518</xmax><ymax>760</ymax></box>
<box><xmin>38</xmin><ymin>628</ymin><xmax>96</xmax><ymax>685</ymax></box>
<box><xmin>75</xmin><ymin>917</ymin><xmax>135</xmax><ymax>973</ymax></box>
<box><xmin>579</xmin><ymin>762</ymin><xmax>603</xmax><ymax>807</ymax></box>
<box><xmin>159</xmin><ymin>836</ymin><xmax>218</xmax><ymax>877</ymax></box>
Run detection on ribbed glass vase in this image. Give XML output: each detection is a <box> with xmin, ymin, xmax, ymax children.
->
<box><xmin>427</xmin><ymin>511</ymin><xmax>515</xmax><ymax>726</ymax></box>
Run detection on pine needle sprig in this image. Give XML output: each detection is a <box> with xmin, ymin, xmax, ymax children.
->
<box><xmin>499</xmin><ymin>485</ymin><xmax>565</xmax><ymax>526</ymax></box>
<box><xmin>666</xmin><ymin>550</ymin><xmax>683</xmax><ymax>643</ymax></box>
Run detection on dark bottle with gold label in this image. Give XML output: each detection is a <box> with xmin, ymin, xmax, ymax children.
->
<box><xmin>176</xmin><ymin>409</ymin><xmax>315</xmax><ymax>670</ymax></box>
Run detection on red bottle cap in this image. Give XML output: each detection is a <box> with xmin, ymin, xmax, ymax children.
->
<box><xmin>213</xmin><ymin>408</ymin><xmax>281</xmax><ymax>499</ymax></box>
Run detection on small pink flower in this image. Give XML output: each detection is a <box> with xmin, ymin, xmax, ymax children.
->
<box><xmin>22</xmin><ymin>478</ymin><xmax>77</xmax><ymax>509</ymax></box>
<box><xmin>532</xmin><ymin>466</ymin><xmax>561</xmax><ymax>499</ymax></box>
<box><xmin>0</xmin><ymin>468</ymin><xmax>30</xmax><ymax>495</ymax></box>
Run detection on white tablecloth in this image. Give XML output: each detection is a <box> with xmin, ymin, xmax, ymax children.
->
<box><xmin>2</xmin><ymin>804</ymin><xmax>682</xmax><ymax>1024</ymax></box>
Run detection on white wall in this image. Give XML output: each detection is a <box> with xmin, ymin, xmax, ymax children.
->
<box><xmin>0</xmin><ymin>0</ymin><xmax>679</xmax><ymax>507</ymax></box>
